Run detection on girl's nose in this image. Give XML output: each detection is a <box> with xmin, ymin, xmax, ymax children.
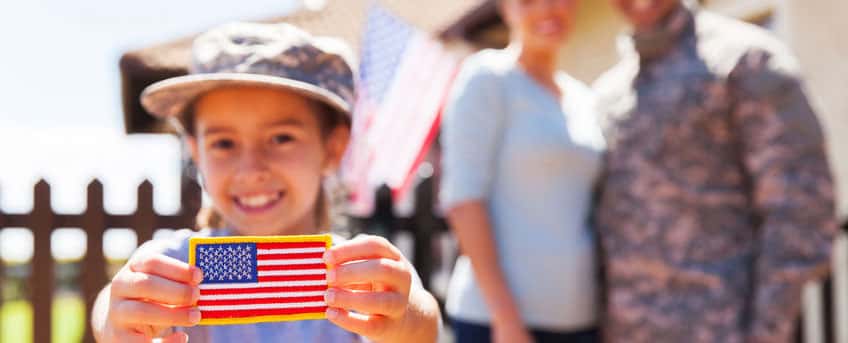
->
<box><xmin>236</xmin><ymin>147</ymin><xmax>271</xmax><ymax>183</ymax></box>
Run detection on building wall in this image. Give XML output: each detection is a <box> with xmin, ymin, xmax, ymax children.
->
<box><xmin>702</xmin><ymin>0</ymin><xmax>774</xmax><ymax>20</ymax></box>
<box><xmin>557</xmin><ymin>0</ymin><xmax>624</xmax><ymax>83</ymax></box>
<box><xmin>558</xmin><ymin>0</ymin><xmax>775</xmax><ymax>83</ymax></box>
<box><xmin>776</xmin><ymin>0</ymin><xmax>848</xmax><ymax>219</ymax></box>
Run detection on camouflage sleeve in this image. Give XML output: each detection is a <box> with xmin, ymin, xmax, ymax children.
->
<box><xmin>728</xmin><ymin>49</ymin><xmax>839</xmax><ymax>342</ymax></box>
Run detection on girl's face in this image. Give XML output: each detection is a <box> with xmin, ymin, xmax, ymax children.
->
<box><xmin>501</xmin><ymin>0</ymin><xmax>579</xmax><ymax>52</ymax></box>
<box><xmin>187</xmin><ymin>86</ymin><xmax>348</xmax><ymax>236</ymax></box>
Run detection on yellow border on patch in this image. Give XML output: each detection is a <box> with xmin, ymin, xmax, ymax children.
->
<box><xmin>188</xmin><ymin>234</ymin><xmax>332</xmax><ymax>326</ymax></box>
<box><xmin>198</xmin><ymin>312</ymin><xmax>328</xmax><ymax>326</ymax></box>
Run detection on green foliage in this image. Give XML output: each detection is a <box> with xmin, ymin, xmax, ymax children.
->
<box><xmin>1</xmin><ymin>295</ymin><xmax>85</xmax><ymax>343</ymax></box>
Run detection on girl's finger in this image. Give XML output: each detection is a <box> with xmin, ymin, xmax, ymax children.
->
<box><xmin>325</xmin><ymin>288</ymin><xmax>407</xmax><ymax>318</ymax></box>
<box><xmin>128</xmin><ymin>333</ymin><xmax>152</xmax><ymax>343</ymax></box>
<box><xmin>112</xmin><ymin>271</ymin><xmax>199</xmax><ymax>306</ymax></box>
<box><xmin>108</xmin><ymin>329</ymin><xmax>150</xmax><ymax>343</ymax></box>
<box><xmin>325</xmin><ymin>307</ymin><xmax>390</xmax><ymax>341</ymax></box>
<box><xmin>344</xmin><ymin>283</ymin><xmax>373</xmax><ymax>292</ymax></box>
<box><xmin>327</xmin><ymin>258</ymin><xmax>411</xmax><ymax>294</ymax></box>
<box><xmin>130</xmin><ymin>254</ymin><xmax>203</xmax><ymax>285</ymax></box>
<box><xmin>113</xmin><ymin>299</ymin><xmax>201</xmax><ymax>328</ymax></box>
<box><xmin>160</xmin><ymin>331</ymin><xmax>189</xmax><ymax>343</ymax></box>
<box><xmin>324</xmin><ymin>236</ymin><xmax>403</xmax><ymax>266</ymax></box>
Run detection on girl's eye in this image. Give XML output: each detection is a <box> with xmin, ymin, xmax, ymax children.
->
<box><xmin>210</xmin><ymin>139</ymin><xmax>235</xmax><ymax>150</ymax></box>
<box><xmin>271</xmin><ymin>134</ymin><xmax>294</xmax><ymax>145</ymax></box>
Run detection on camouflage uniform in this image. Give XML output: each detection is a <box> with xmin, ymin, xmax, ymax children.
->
<box><xmin>593</xmin><ymin>6</ymin><xmax>838</xmax><ymax>343</ymax></box>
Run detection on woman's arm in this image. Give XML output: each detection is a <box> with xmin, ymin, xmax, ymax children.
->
<box><xmin>438</xmin><ymin>55</ymin><xmax>532</xmax><ymax>343</ymax></box>
<box><xmin>447</xmin><ymin>201</ymin><xmax>531</xmax><ymax>343</ymax></box>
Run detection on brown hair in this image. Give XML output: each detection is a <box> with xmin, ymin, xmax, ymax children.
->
<box><xmin>175</xmin><ymin>94</ymin><xmax>348</xmax><ymax>232</ymax></box>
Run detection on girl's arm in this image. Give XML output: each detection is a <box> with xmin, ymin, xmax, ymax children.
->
<box><xmin>446</xmin><ymin>201</ymin><xmax>532</xmax><ymax>343</ymax></box>
<box><xmin>375</xmin><ymin>280</ymin><xmax>441</xmax><ymax>343</ymax></box>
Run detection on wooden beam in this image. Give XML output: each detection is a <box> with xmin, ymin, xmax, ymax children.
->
<box><xmin>30</xmin><ymin>180</ymin><xmax>54</xmax><ymax>343</ymax></box>
<box><xmin>81</xmin><ymin>180</ymin><xmax>107</xmax><ymax>343</ymax></box>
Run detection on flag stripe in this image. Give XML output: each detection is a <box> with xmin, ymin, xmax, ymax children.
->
<box><xmin>198</xmin><ymin>296</ymin><xmax>325</xmax><ymax>306</ymax></box>
<box><xmin>199</xmin><ymin>301</ymin><xmax>327</xmax><ymax>312</ymax></box>
<box><xmin>257</xmin><ymin>274</ymin><xmax>326</xmax><ymax>282</ymax></box>
<box><xmin>393</xmin><ymin>90</ymin><xmax>450</xmax><ymax>197</ymax></box>
<box><xmin>256</xmin><ymin>263</ymin><xmax>327</xmax><ymax>271</ymax></box>
<box><xmin>199</xmin><ymin>280</ymin><xmax>326</xmax><ymax>290</ymax></box>
<box><xmin>200</xmin><ymin>285</ymin><xmax>327</xmax><ymax>295</ymax></box>
<box><xmin>255</xmin><ymin>242</ymin><xmax>327</xmax><ymax>249</ymax></box>
<box><xmin>258</xmin><ymin>269</ymin><xmax>326</xmax><ymax>277</ymax></box>
<box><xmin>200</xmin><ymin>306</ymin><xmax>328</xmax><ymax>319</ymax></box>
<box><xmin>257</xmin><ymin>247</ymin><xmax>326</xmax><ymax>255</ymax></box>
<box><xmin>257</xmin><ymin>252</ymin><xmax>324</xmax><ymax>260</ymax></box>
<box><xmin>199</xmin><ymin>290</ymin><xmax>325</xmax><ymax>300</ymax></box>
<box><xmin>256</xmin><ymin>258</ymin><xmax>324</xmax><ymax>266</ymax></box>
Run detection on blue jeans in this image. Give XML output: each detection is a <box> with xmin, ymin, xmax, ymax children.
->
<box><xmin>451</xmin><ymin>319</ymin><xmax>598</xmax><ymax>343</ymax></box>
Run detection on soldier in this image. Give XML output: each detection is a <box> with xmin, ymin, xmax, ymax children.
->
<box><xmin>593</xmin><ymin>0</ymin><xmax>838</xmax><ymax>342</ymax></box>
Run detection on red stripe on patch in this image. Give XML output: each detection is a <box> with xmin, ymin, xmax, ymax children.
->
<box><xmin>257</xmin><ymin>274</ymin><xmax>326</xmax><ymax>282</ymax></box>
<box><xmin>200</xmin><ymin>285</ymin><xmax>328</xmax><ymax>296</ymax></box>
<box><xmin>256</xmin><ymin>242</ymin><xmax>328</xmax><ymax>249</ymax></box>
<box><xmin>201</xmin><ymin>306</ymin><xmax>328</xmax><ymax>319</ymax></box>
<box><xmin>256</xmin><ymin>252</ymin><xmax>324</xmax><ymax>260</ymax></box>
<box><xmin>198</xmin><ymin>296</ymin><xmax>325</xmax><ymax>306</ymax></box>
<box><xmin>256</xmin><ymin>263</ymin><xmax>327</xmax><ymax>271</ymax></box>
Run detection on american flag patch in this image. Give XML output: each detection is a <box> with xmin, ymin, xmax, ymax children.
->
<box><xmin>188</xmin><ymin>234</ymin><xmax>332</xmax><ymax>325</ymax></box>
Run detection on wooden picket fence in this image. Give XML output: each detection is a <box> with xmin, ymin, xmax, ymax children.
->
<box><xmin>0</xmin><ymin>179</ymin><xmax>202</xmax><ymax>343</ymax></box>
<box><xmin>0</xmin><ymin>177</ymin><xmax>845</xmax><ymax>342</ymax></box>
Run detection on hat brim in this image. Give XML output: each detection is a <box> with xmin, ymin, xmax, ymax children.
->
<box><xmin>140</xmin><ymin>73</ymin><xmax>351</xmax><ymax>119</ymax></box>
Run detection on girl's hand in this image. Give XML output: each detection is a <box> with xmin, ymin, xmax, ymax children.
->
<box><xmin>322</xmin><ymin>235</ymin><xmax>421</xmax><ymax>342</ymax></box>
<box><xmin>101</xmin><ymin>253</ymin><xmax>203</xmax><ymax>343</ymax></box>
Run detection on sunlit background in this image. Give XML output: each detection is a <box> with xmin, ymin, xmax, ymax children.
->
<box><xmin>0</xmin><ymin>0</ymin><xmax>318</xmax><ymax>269</ymax></box>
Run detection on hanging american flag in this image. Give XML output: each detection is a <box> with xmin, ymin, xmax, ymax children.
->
<box><xmin>344</xmin><ymin>3</ymin><xmax>461</xmax><ymax>216</ymax></box>
<box><xmin>188</xmin><ymin>235</ymin><xmax>331</xmax><ymax>325</ymax></box>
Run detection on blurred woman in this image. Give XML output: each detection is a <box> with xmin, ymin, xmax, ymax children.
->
<box><xmin>440</xmin><ymin>0</ymin><xmax>605</xmax><ymax>342</ymax></box>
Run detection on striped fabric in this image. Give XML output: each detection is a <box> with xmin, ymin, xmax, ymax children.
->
<box><xmin>188</xmin><ymin>235</ymin><xmax>332</xmax><ymax>325</ymax></box>
<box><xmin>344</xmin><ymin>3</ymin><xmax>460</xmax><ymax>216</ymax></box>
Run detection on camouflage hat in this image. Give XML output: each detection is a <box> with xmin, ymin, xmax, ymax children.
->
<box><xmin>141</xmin><ymin>22</ymin><xmax>356</xmax><ymax>119</ymax></box>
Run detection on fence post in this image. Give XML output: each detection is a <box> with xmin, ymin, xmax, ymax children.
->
<box><xmin>135</xmin><ymin>180</ymin><xmax>156</xmax><ymax>246</ymax></box>
<box><xmin>0</xmin><ymin>184</ymin><xmax>5</xmax><ymax>343</ymax></box>
<box><xmin>31</xmin><ymin>180</ymin><xmax>54</xmax><ymax>343</ymax></box>
<box><xmin>822</xmin><ymin>277</ymin><xmax>835</xmax><ymax>343</ymax></box>
<box><xmin>410</xmin><ymin>176</ymin><xmax>446</xmax><ymax>291</ymax></box>
<box><xmin>81</xmin><ymin>180</ymin><xmax>107</xmax><ymax>343</ymax></box>
<box><xmin>180</xmin><ymin>180</ymin><xmax>202</xmax><ymax>229</ymax></box>
<box><xmin>371</xmin><ymin>185</ymin><xmax>396</xmax><ymax>238</ymax></box>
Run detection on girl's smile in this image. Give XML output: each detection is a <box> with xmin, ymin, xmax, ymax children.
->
<box><xmin>232</xmin><ymin>190</ymin><xmax>285</xmax><ymax>213</ymax></box>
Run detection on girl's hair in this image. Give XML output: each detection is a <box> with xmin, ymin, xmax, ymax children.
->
<box><xmin>175</xmin><ymin>95</ymin><xmax>347</xmax><ymax>232</ymax></box>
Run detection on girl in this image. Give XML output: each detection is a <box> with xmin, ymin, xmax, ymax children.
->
<box><xmin>440</xmin><ymin>0</ymin><xmax>604</xmax><ymax>342</ymax></box>
<box><xmin>91</xmin><ymin>22</ymin><xmax>440</xmax><ymax>343</ymax></box>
